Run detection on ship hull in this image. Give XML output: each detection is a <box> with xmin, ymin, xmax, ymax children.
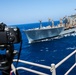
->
<box><xmin>24</xmin><ymin>27</ymin><xmax>64</xmax><ymax>43</ymax></box>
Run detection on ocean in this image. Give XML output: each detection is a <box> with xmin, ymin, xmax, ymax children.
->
<box><xmin>0</xmin><ymin>21</ymin><xmax>76</xmax><ymax>75</ymax></box>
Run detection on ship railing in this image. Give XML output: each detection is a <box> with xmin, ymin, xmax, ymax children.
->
<box><xmin>11</xmin><ymin>50</ymin><xmax>76</xmax><ymax>75</ymax></box>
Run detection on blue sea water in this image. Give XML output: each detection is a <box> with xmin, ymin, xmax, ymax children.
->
<box><xmin>0</xmin><ymin>21</ymin><xmax>76</xmax><ymax>75</ymax></box>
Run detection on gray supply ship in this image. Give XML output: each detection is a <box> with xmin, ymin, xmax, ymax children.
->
<box><xmin>24</xmin><ymin>15</ymin><xmax>76</xmax><ymax>43</ymax></box>
<box><xmin>24</xmin><ymin>20</ymin><xmax>64</xmax><ymax>43</ymax></box>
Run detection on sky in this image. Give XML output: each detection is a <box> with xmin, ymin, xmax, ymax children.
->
<box><xmin>0</xmin><ymin>0</ymin><xmax>76</xmax><ymax>25</ymax></box>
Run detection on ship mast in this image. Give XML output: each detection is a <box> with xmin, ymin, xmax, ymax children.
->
<box><xmin>39</xmin><ymin>20</ymin><xmax>42</xmax><ymax>29</ymax></box>
<box><xmin>48</xmin><ymin>18</ymin><xmax>51</xmax><ymax>27</ymax></box>
<box><xmin>51</xmin><ymin>19</ymin><xmax>54</xmax><ymax>27</ymax></box>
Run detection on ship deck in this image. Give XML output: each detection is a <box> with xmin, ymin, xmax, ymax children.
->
<box><xmin>59</xmin><ymin>27</ymin><xmax>76</xmax><ymax>35</ymax></box>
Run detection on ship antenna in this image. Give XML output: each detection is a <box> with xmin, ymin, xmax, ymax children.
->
<box><xmin>39</xmin><ymin>20</ymin><xmax>42</xmax><ymax>29</ymax></box>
